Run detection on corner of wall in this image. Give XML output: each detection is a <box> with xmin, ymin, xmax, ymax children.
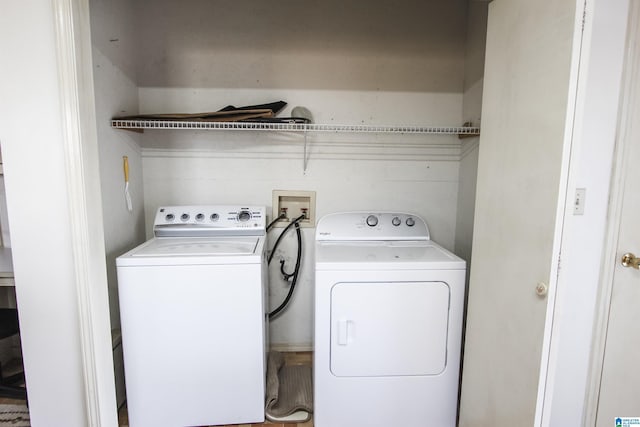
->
<box><xmin>454</xmin><ymin>0</ymin><xmax>488</xmax><ymax>264</ymax></box>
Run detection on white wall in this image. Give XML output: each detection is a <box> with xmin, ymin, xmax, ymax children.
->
<box><xmin>0</xmin><ymin>173</ymin><xmax>16</xmax><ymax>364</ymax></box>
<box><xmin>90</xmin><ymin>0</ymin><xmax>146</xmax><ymax>333</ymax></box>
<box><xmin>455</xmin><ymin>141</ymin><xmax>479</xmax><ymax>272</ymax></box>
<box><xmin>455</xmin><ymin>1</ymin><xmax>487</xmax><ymax>268</ymax></box>
<box><xmin>89</xmin><ymin>0</ymin><xmax>147</xmax><ymax>407</ymax></box>
<box><xmin>133</xmin><ymin>0</ymin><xmax>467</xmax><ymax>92</ymax></box>
<box><xmin>463</xmin><ymin>2</ymin><xmax>489</xmax><ymax>101</ymax></box>
<box><xmin>0</xmin><ymin>178</ymin><xmax>11</xmax><ymax>248</ymax></box>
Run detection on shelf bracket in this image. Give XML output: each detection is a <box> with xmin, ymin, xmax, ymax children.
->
<box><xmin>303</xmin><ymin>127</ymin><xmax>308</xmax><ymax>173</ymax></box>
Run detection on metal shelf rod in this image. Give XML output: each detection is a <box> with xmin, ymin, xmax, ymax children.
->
<box><xmin>111</xmin><ymin>119</ymin><xmax>480</xmax><ymax>135</ymax></box>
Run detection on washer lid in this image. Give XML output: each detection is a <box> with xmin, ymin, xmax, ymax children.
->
<box><xmin>116</xmin><ymin>236</ymin><xmax>265</xmax><ymax>266</ymax></box>
<box><xmin>133</xmin><ymin>236</ymin><xmax>260</xmax><ymax>256</ymax></box>
<box><xmin>316</xmin><ymin>240</ymin><xmax>465</xmax><ymax>270</ymax></box>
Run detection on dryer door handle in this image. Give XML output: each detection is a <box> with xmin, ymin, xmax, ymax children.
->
<box><xmin>337</xmin><ymin>319</ymin><xmax>354</xmax><ymax>345</ymax></box>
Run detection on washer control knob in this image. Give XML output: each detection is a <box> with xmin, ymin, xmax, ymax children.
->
<box><xmin>366</xmin><ymin>215</ymin><xmax>379</xmax><ymax>227</ymax></box>
<box><xmin>195</xmin><ymin>213</ymin><xmax>205</xmax><ymax>221</ymax></box>
<box><xmin>165</xmin><ymin>213</ymin><xmax>175</xmax><ymax>221</ymax></box>
<box><xmin>406</xmin><ymin>217</ymin><xmax>415</xmax><ymax>227</ymax></box>
<box><xmin>237</xmin><ymin>210</ymin><xmax>251</xmax><ymax>222</ymax></box>
<box><xmin>392</xmin><ymin>216</ymin><xmax>401</xmax><ymax>226</ymax></box>
<box><xmin>180</xmin><ymin>213</ymin><xmax>190</xmax><ymax>222</ymax></box>
<box><xmin>210</xmin><ymin>213</ymin><xmax>219</xmax><ymax>221</ymax></box>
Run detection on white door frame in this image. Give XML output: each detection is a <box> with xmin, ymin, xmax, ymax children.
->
<box><xmin>534</xmin><ymin>0</ymin><xmax>633</xmax><ymax>424</ymax></box>
<box><xmin>583</xmin><ymin>1</ymin><xmax>640</xmax><ymax>423</ymax></box>
<box><xmin>534</xmin><ymin>0</ymin><xmax>591</xmax><ymax>422</ymax></box>
<box><xmin>52</xmin><ymin>0</ymin><xmax>118</xmax><ymax>425</ymax></box>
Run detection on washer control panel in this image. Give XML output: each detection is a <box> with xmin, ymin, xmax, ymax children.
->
<box><xmin>316</xmin><ymin>212</ymin><xmax>429</xmax><ymax>241</ymax></box>
<box><xmin>153</xmin><ymin>205</ymin><xmax>266</xmax><ymax>237</ymax></box>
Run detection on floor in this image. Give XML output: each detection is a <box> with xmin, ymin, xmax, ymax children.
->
<box><xmin>118</xmin><ymin>352</ymin><xmax>313</xmax><ymax>427</ymax></box>
<box><xmin>0</xmin><ymin>397</ymin><xmax>24</xmax><ymax>405</ymax></box>
<box><xmin>0</xmin><ymin>358</ymin><xmax>27</xmax><ymax>406</ymax></box>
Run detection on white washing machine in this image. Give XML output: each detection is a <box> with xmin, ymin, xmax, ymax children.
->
<box><xmin>314</xmin><ymin>212</ymin><xmax>466</xmax><ymax>427</ymax></box>
<box><xmin>116</xmin><ymin>205</ymin><xmax>268</xmax><ymax>427</ymax></box>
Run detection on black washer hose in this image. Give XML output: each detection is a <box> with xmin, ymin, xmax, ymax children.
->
<box><xmin>266</xmin><ymin>213</ymin><xmax>286</xmax><ymax>232</ymax></box>
<box><xmin>268</xmin><ymin>214</ymin><xmax>305</xmax><ymax>264</ymax></box>
<box><xmin>268</xmin><ymin>215</ymin><xmax>304</xmax><ymax>319</ymax></box>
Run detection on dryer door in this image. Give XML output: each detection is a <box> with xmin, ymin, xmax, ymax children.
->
<box><xmin>330</xmin><ymin>281</ymin><xmax>450</xmax><ymax>377</ymax></box>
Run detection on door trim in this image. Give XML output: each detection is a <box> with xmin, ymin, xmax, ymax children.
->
<box><xmin>533</xmin><ymin>0</ymin><xmax>590</xmax><ymax>423</ymax></box>
<box><xmin>52</xmin><ymin>0</ymin><xmax>117</xmax><ymax>425</ymax></box>
<box><xmin>584</xmin><ymin>1</ymin><xmax>640</xmax><ymax>423</ymax></box>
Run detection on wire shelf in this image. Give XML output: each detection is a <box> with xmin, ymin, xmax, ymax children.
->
<box><xmin>111</xmin><ymin>119</ymin><xmax>480</xmax><ymax>135</ymax></box>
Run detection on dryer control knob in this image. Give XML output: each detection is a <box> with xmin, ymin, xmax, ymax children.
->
<box><xmin>366</xmin><ymin>215</ymin><xmax>379</xmax><ymax>227</ymax></box>
<box><xmin>195</xmin><ymin>213</ymin><xmax>205</xmax><ymax>221</ymax></box>
<box><xmin>165</xmin><ymin>213</ymin><xmax>175</xmax><ymax>221</ymax></box>
<box><xmin>180</xmin><ymin>213</ymin><xmax>190</xmax><ymax>222</ymax></box>
<box><xmin>210</xmin><ymin>213</ymin><xmax>219</xmax><ymax>221</ymax></box>
<box><xmin>392</xmin><ymin>216</ymin><xmax>401</xmax><ymax>226</ymax></box>
<box><xmin>406</xmin><ymin>217</ymin><xmax>415</xmax><ymax>227</ymax></box>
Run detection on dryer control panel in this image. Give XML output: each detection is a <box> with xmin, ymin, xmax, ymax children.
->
<box><xmin>316</xmin><ymin>212</ymin><xmax>429</xmax><ymax>241</ymax></box>
<box><xmin>153</xmin><ymin>205</ymin><xmax>266</xmax><ymax>237</ymax></box>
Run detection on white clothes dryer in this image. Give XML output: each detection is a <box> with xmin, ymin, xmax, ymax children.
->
<box><xmin>314</xmin><ymin>212</ymin><xmax>466</xmax><ymax>427</ymax></box>
<box><xmin>116</xmin><ymin>206</ymin><xmax>268</xmax><ymax>427</ymax></box>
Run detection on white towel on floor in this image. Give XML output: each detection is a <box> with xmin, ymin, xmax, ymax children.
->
<box><xmin>265</xmin><ymin>351</ymin><xmax>313</xmax><ymax>422</ymax></box>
